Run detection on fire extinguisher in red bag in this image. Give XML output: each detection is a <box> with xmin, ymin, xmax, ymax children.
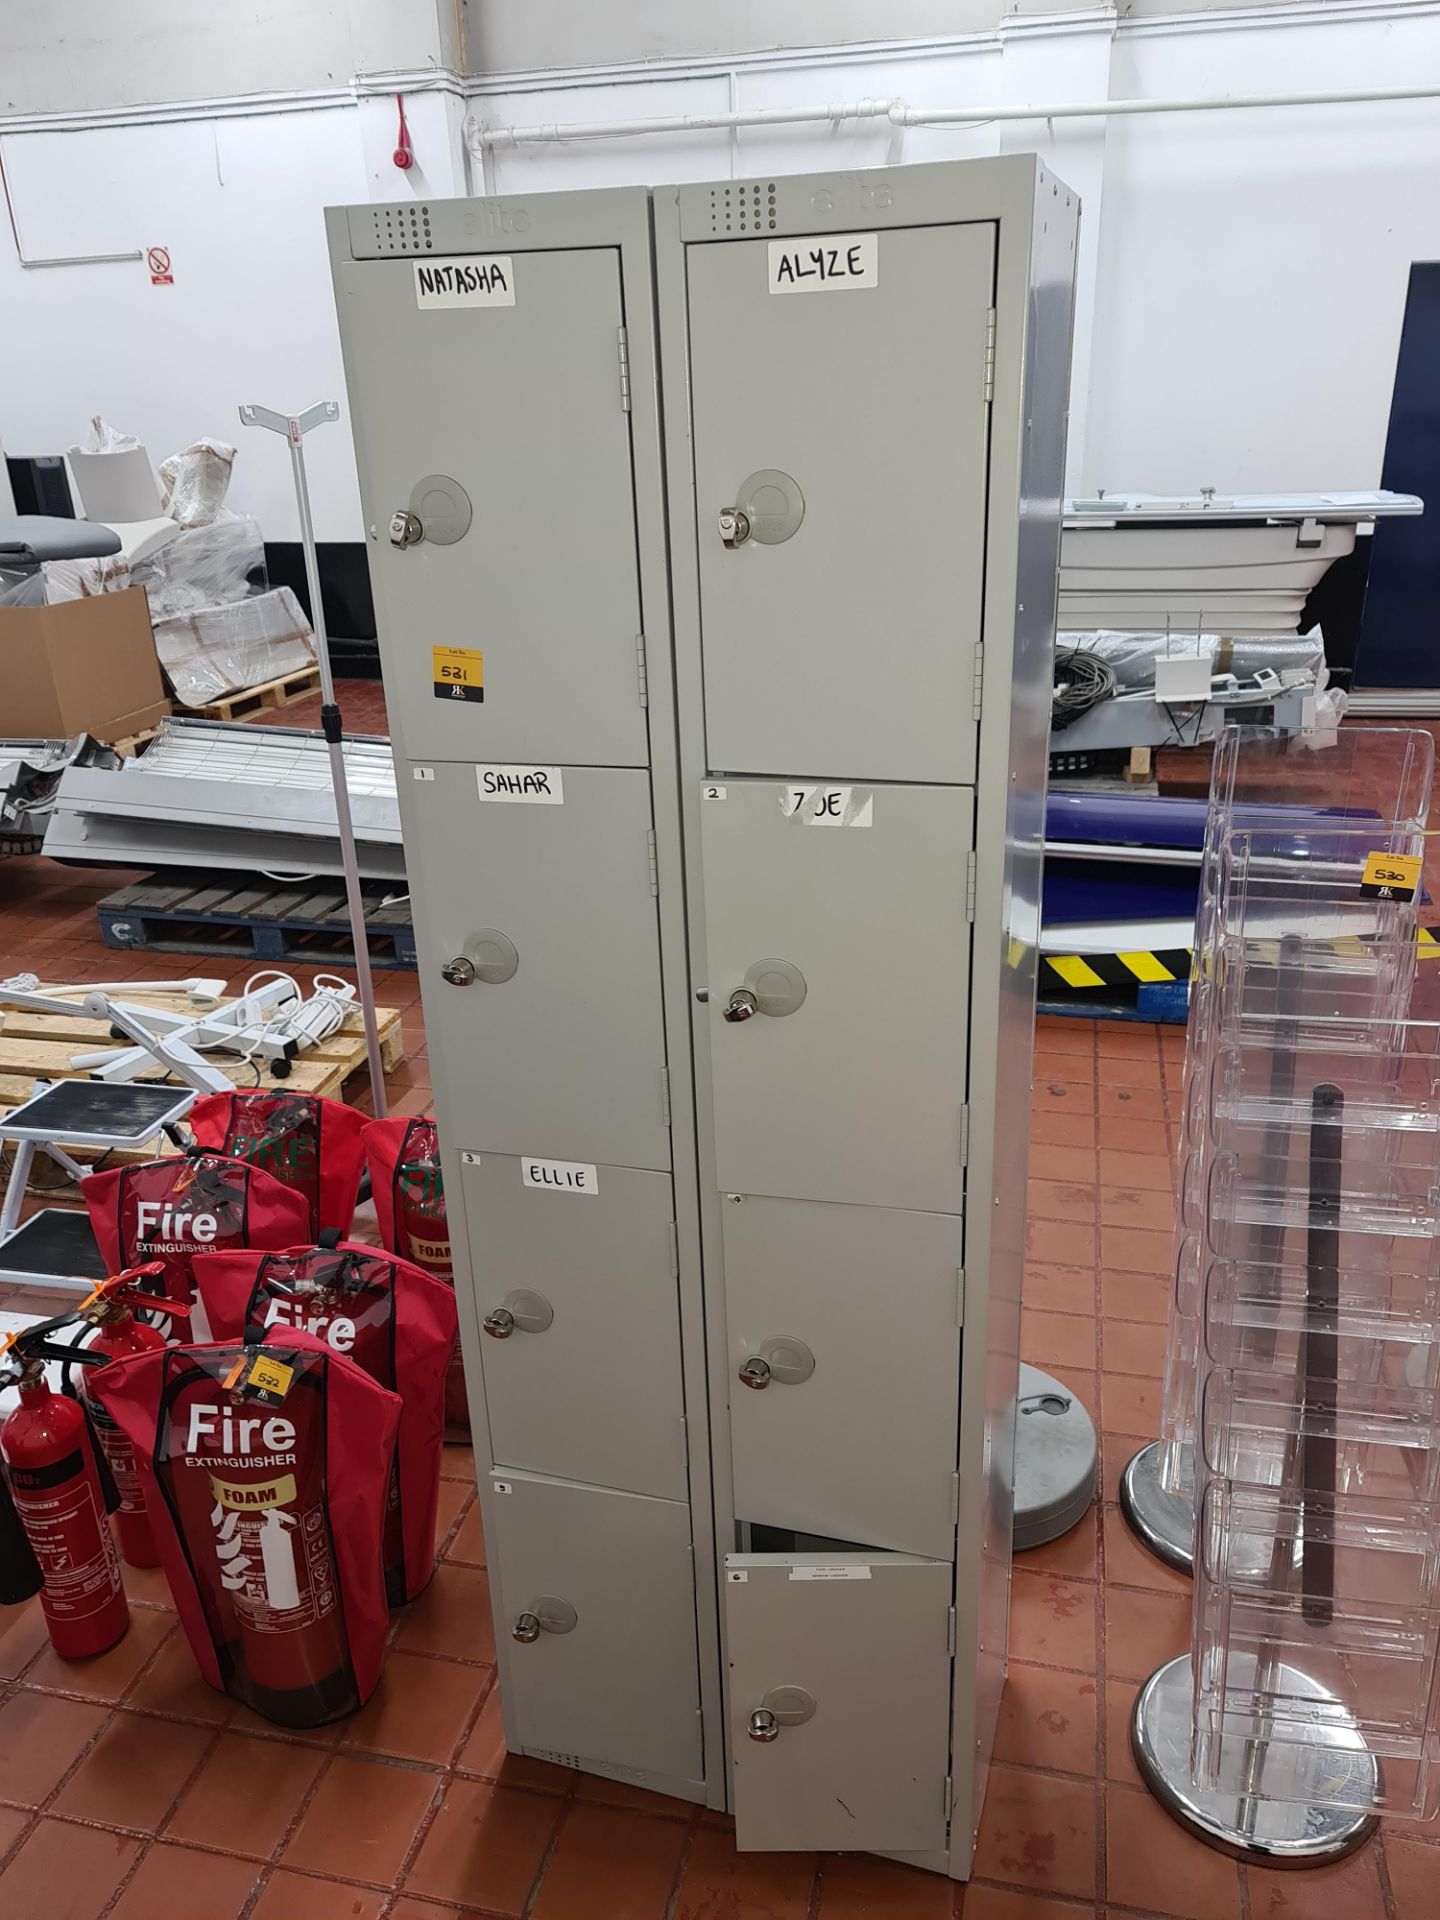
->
<box><xmin>363</xmin><ymin>1116</ymin><xmax>469</xmax><ymax>1433</ymax></box>
<box><xmin>76</xmin><ymin>1264</ymin><xmax>191</xmax><ymax>1569</ymax></box>
<box><xmin>194</xmin><ymin>1239</ymin><xmax>457</xmax><ymax>1605</ymax></box>
<box><xmin>91</xmin><ymin>1331</ymin><xmax>400</xmax><ymax>1727</ymax></box>
<box><xmin>186</xmin><ymin>1091</ymin><xmax>367</xmax><ymax>1241</ymax></box>
<box><xmin>0</xmin><ymin>1318</ymin><xmax>129</xmax><ymax>1659</ymax></box>
<box><xmin>82</xmin><ymin>1150</ymin><xmax>311</xmax><ymax>1312</ymax></box>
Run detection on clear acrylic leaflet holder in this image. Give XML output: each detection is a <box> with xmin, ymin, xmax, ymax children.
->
<box><xmin>1132</xmin><ymin>895</ymin><xmax>1440</xmax><ymax>1854</ymax></box>
<box><xmin>1121</xmin><ymin>725</ymin><xmax>1435</xmax><ymax>1575</ymax></box>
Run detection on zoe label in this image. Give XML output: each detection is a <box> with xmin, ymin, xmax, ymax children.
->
<box><xmin>522</xmin><ymin>1158</ymin><xmax>598</xmax><ymax>1195</ymax></box>
<box><xmin>769</xmin><ymin>233</ymin><xmax>877</xmax><ymax>293</ymax></box>
<box><xmin>414</xmin><ymin>256</ymin><xmax>515</xmax><ymax>308</ymax></box>
<box><xmin>779</xmin><ymin>784</ymin><xmax>873</xmax><ymax>827</ymax></box>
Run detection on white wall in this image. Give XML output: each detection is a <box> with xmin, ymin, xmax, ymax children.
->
<box><xmin>2</xmin><ymin>3</ymin><xmax>1438</xmax><ymax>538</ymax></box>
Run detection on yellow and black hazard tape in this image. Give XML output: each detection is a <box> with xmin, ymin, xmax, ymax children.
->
<box><xmin>1040</xmin><ymin>949</ymin><xmax>1192</xmax><ymax>993</ymax></box>
<box><xmin>1041</xmin><ymin>926</ymin><xmax>1440</xmax><ymax>993</ymax></box>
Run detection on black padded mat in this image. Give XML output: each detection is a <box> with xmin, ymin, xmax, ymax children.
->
<box><xmin>4</xmin><ymin>1080</ymin><xmax>189</xmax><ymax>1139</ymax></box>
<box><xmin>0</xmin><ymin>1208</ymin><xmax>106</xmax><ymax>1279</ymax></box>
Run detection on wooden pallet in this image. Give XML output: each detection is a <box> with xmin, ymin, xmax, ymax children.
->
<box><xmin>113</xmin><ymin>725</ymin><xmax>163</xmax><ymax>760</ymax></box>
<box><xmin>192</xmin><ymin>666</ymin><xmax>321</xmax><ymax>724</ymax></box>
<box><xmin>98</xmin><ymin>874</ymin><xmax>416</xmax><ymax>970</ymax></box>
<box><xmin>0</xmin><ymin>987</ymin><xmax>406</xmax><ymax>1190</ymax></box>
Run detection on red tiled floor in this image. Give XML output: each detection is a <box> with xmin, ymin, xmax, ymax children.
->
<box><xmin>7</xmin><ymin>732</ymin><xmax>1430</xmax><ymax>1920</ymax></box>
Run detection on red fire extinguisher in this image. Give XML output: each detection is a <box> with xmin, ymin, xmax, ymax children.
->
<box><xmin>76</xmin><ymin>1264</ymin><xmax>191</xmax><ymax>1569</ymax></box>
<box><xmin>363</xmin><ymin>1116</ymin><xmax>469</xmax><ymax>1433</ymax></box>
<box><xmin>0</xmin><ymin>1316</ymin><xmax>130</xmax><ymax>1659</ymax></box>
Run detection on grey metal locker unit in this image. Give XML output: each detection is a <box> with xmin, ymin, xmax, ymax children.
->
<box><xmin>401</xmin><ymin>759</ymin><xmax>670</xmax><ymax>1171</ymax></box>
<box><xmin>327</xmin><ymin>190</ymin><xmax>721</xmax><ymax>1811</ymax></box>
<box><xmin>460</xmin><ymin>1152</ymin><xmax>688</xmax><ymax>1500</ymax></box>
<box><xmin>485</xmin><ymin>1470</ymin><xmax>705</xmax><ymax>1785</ymax></box>
<box><xmin>657</xmin><ymin>158</ymin><xmax>1077</xmax><ymax>1876</ymax></box>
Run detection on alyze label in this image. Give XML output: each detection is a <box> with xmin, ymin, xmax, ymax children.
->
<box><xmin>769</xmin><ymin>233</ymin><xmax>877</xmax><ymax>294</ymax></box>
<box><xmin>414</xmin><ymin>256</ymin><xmax>515</xmax><ymax>309</ymax></box>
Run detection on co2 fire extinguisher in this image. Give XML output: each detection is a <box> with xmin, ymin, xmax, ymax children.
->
<box><xmin>92</xmin><ymin>1329</ymin><xmax>399</xmax><ymax>1726</ymax></box>
<box><xmin>76</xmin><ymin>1264</ymin><xmax>191</xmax><ymax>1568</ymax></box>
<box><xmin>363</xmin><ymin>1116</ymin><xmax>469</xmax><ymax>1433</ymax></box>
<box><xmin>0</xmin><ymin>1318</ymin><xmax>129</xmax><ymax>1659</ymax></box>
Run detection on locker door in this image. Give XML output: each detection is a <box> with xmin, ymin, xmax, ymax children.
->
<box><xmin>462</xmin><ymin>1155</ymin><xmax>687</xmax><ymax>1499</ymax></box>
<box><xmin>404</xmin><ymin>762</ymin><xmax>670</xmax><ymax>1170</ymax></box>
<box><xmin>699</xmin><ymin>779</ymin><xmax>973</xmax><ymax>1213</ymax></box>
<box><xmin>334</xmin><ymin>247</ymin><xmax>648</xmax><ymax>768</ymax></box>
<box><xmin>724</xmin><ymin>1195</ymin><xmax>961</xmax><ymax>1559</ymax></box>
<box><xmin>725</xmin><ymin>1554</ymin><xmax>953</xmax><ymax>1853</ymax></box>
<box><xmin>686</xmin><ymin>223</ymin><xmax>995</xmax><ymax>784</ymax></box>
<box><xmin>488</xmin><ymin>1472</ymin><xmax>703</xmax><ymax>1784</ymax></box>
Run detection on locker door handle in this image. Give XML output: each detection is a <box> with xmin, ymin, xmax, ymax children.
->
<box><xmin>513</xmin><ymin>1596</ymin><xmax>578</xmax><ymax>1643</ymax></box>
<box><xmin>740</xmin><ymin>1338</ymin><xmax>816</xmax><ymax>1389</ymax></box>
<box><xmin>484</xmin><ymin>1291</ymin><xmax>554</xmax><ymax>1338</ymax></box>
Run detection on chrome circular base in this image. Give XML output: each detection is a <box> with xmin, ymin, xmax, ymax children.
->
<box><xmin>1131</xmin><ymin>1656</ymin><xmax>1379</xmax><ymax>1865</ymax></box>
<box><xmin>1119</xmin><ymin>1441</ymin><xmax>1195</xmax><ymax>1574</ymax></box>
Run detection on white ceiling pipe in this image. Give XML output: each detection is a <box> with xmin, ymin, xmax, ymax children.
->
<box><xmin>471</xmin><ymin>80</ymin><xmax>1440</xmax><ymax>149</ymax></box>
<box><xmin>477</xmin><ymin>97</ymin><xmax>896</xmax><ymax>147</ymax></box>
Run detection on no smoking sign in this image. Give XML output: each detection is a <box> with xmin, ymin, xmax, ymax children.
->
<box><xmin>147</xmin><ymin>246</ymin><xmax>174</xmax><ymax>286</ymax></box>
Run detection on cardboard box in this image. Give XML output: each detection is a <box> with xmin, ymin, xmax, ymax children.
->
<box><xmin>0</xmin><ymin>585</ymin><xmax>169</xmax><ymax>741</ymax></box>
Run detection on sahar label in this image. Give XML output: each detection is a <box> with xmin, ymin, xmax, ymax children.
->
<box><xmin>476</xmin><ymin>765</ymin><xmax>563</xmax><ymax>804</ymax></box>
<box><xmin>433</xmin><ymin>645</ymin><xmax>483</xmax><ymax>703</ymax></box>
<box><xmin>769</xmin><ymin>233</ymin><xmax>877</xmax><ymax>294</ymax></box>
<box><xmin>414</xmin><ymin>256</ymin><xmax>515</xmax><ymax>309</ymax></box>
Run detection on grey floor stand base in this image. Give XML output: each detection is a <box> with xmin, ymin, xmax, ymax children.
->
<box><xmin>1119</xmin><ymin>1439</ymin><xmax>1196</xmax><ymax>1574</ymax></box>
<box><xmin>1131</xmin><ymin>1656</ymin><xmax>1379</xmax><ymax>1865</ymax></box>
<box><xmin>1014</xmin><ymin>1365</ymin><xmax>1098</xmax><ymax>1550</ymax></box>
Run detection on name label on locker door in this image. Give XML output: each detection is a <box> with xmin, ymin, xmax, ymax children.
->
<box><xmin>414</xmin><ymin>257</ymin><xmax>515</xmax><ymax>308</ymax></box>
<box><xmin>779</xmin><ymin>784</ymin><xmax>873</xmax><ymax>827</ymax></box>
<box><xmin>522</xmin><ymin>1158</ymin><xmax>599</xmax><ymax>1195</ymax></box>
<box><xmin>768</xmin><ymin>233</ymin><xmax>877</xmax><ymax>293</ymax></box>
<box><xmin>476</xmin><ymin>765</ymin><xmax>564</xmax><ymax>803</ymax></box>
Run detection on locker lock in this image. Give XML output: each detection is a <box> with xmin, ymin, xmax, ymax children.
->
<box><xmin>724</xmin><ymin>989</ymin><xmax>758</xmax><ymax>1023</ymax></box>
<box><xmin>747</xmin><ymin>1685</ymin><xmax>817</xmax><ymax>1740</ymax></box>
<box><xmin>738</xmin><ymin>1336</ymin><xmax>816</xmax><ymax>1390</ymax></box>
<box><xmin>442</xmin><ymin>956</ymin><xmax>475</xmax><ymax>987</ymax></box>
<box><xmin>484</xmin><ymin>1290</ymin><xmax>554</xmax><ymax>1339</ymax></box>
<box><xmin>389</xmin><ymin>509</ymin><xmax>424</xmax><ymax>549</ymax></box>
<box><xmin>512</xmin><ymin>1595</ymin><xmax>578</xmax><ymax>1643</ymax></box>
<box><xmin>718</xmin><ymin>507</ymin><xmax>752</xmax><ymax>548</ymax></box>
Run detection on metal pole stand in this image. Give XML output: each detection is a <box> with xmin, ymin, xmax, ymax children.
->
<box><xmin>1130</xmin><ymin>1657</ymin><xmax>1377</xmax><ymax>1864</ymax></box>
<box><xmin>1120</xmin><ymin>1440</ymin><xmax>1196</xmax><ymax>1575</ymax></box>
<box><xmin>238</xmin><ymin>401</ymin><xmax>388</xmax><ymax>1119</ymax></box>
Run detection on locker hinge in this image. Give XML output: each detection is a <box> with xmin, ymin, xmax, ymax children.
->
<box><xmin>678</xmin><ymin>1414</ymin><xmax>689</xmax><ymax>1468</ymax></box>
<box><xmin>955</xmin><ymin>1267</ymin><xmax>966</xmax><ymax>1327</ymax></box>
<box><xmin>635</xmin><ymin>632</ymin><xmax>649</xmax><ymax>708</ymax></box>
<box><xmin>669</xmin><ymin>1219</ymin><xmax>680</xmax><ymax>1277</ymax></box>
<box><xmin>660</xmin><ymin>1065</ymin><xmax>672</xmax><ymax>1126</ymax></box>
<box><xmin>617</xmin><ymin>325</ymin><xmax>632</xmax><ymax>412</ymax></box>
<box><xmin>983</xmin><ymin>306</ymin><xmax>996</xmax><ymax>404</ymax></box>
<box><xmin>647</xmin><ymin>828</ymin><xmax>660</xmax><ymax>897</ymax></box>
<box><xmin>959</xmin><ymin>1103</ymin><xmax>971</xmax><ymax>1165</ymax></box>
<box><xmin>971</xmin><ymin>642</ymin><xmax>985</xmax><ymax>722</ymax></box>
<box><xmin>965</xmin><ymin>851</ymin><xmax>978</xmax><ymax>923</ymax></box>
<box><xmin>947</xmin><ymin>1607</ymin><xmax>957</xmax><ymax>1656</ymax></box>
<box><xmin>943</xmin><ymin>1773</ymin><xmax>954</xmax><ymax>1836</ymax></box>
<box><xmin>951</xmin><ymin>1473</ymin><xmax>962</xmax><ymax>1525</ymax></box>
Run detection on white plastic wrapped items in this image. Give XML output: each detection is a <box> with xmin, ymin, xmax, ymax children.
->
<box><xmin>152</xmin><ymin>585</ymin><xmax>315</xmax><ymax>709</ymax></box>
<box><xmin>132</xmin><ymin>517</ymin><xmax>266</xmax><ymax>621</ymax></box>
<box><xmin>82</xmin><ymin>416</ymin><xmax>141</xmax><ymax>454</ymax></box>
<box><xmin>159</xmin><ymin>439</ymin><xmax>236</xmax><ymax>528</ymax></box>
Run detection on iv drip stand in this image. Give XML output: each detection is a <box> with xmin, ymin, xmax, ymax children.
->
<box><xmin>238</xmin><ymin>401</ymin><xmax>389</xmax><ymax>1120</ymax></box>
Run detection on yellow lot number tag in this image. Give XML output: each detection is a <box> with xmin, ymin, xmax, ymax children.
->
<box><xmin>433</xmin><ymin>645</ymin><xmax>484</xmax><ymax>704</ymax></box>
<box><xmin>1360</xmin><ymin>851</ymin><xmax>1422</xmax><ymax>902</ymax></box>
<box><xmin>245</xmin><ymin>1354</ymin><xmax>295</xmax><ymax>1403</ymax></box>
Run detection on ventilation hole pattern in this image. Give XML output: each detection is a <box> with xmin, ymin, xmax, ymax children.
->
<box><xmin>710</xmin><ymin>182</ymin><xmax>779</xmax><ymax>233</ymax></box>
<box><xmin>369</xmin><ymin>205</ymin><xmax>435</xmax><ymax>253</ymax></box>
